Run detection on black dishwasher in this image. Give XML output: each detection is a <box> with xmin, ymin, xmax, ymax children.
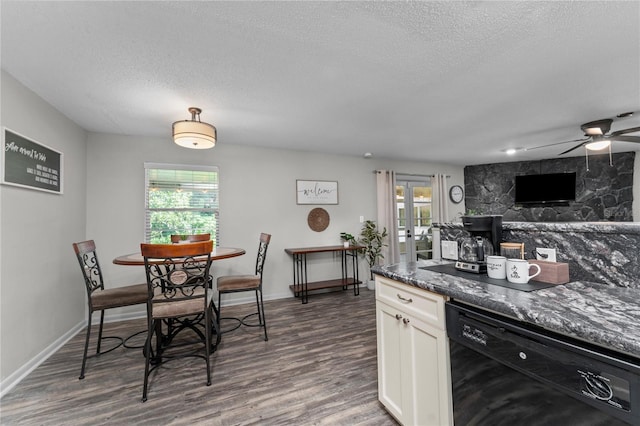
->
<box><xmin>446</xmin><ymin>301</ymin><xmax>640</xmax><ymax>425</ymax></box>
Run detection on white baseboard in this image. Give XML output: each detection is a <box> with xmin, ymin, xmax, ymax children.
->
<box><xmin>0</xmin><ymin>309</ymin><xmax>147</xmax><ymax>399</ymax></box>
<box><xmin>0</xmin><ymin>321</ymin><xmax>84</xmax><ymax>399</ymax></box>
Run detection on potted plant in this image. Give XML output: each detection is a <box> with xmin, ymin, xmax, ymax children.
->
<box><xmin>340</xmin><ymin>232</ymin><xmax>357</xmax><ymax>247</ymax></box>
<box><xmin>359</xmin><ymin>220</ymin><xmax>388</xmax><ymax>290</ymax></box>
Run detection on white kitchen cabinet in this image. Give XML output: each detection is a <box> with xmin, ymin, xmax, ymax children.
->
<box><xmin>375</xmin><ymin>275</ymin><xmax>453</xmax><ymax>426</ymax></box>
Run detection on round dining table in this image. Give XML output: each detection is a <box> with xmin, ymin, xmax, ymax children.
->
<box><xmin>112</xmin><ymin>245</ymin><xmax>245</xmax><ymax>363</ymax></box>
<box><xmin>113</xmin><ymin>246</ymin><xmax>246</xmax><ymax>265</ymax></box>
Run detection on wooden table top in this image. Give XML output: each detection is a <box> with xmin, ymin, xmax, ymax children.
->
<box><xmin>284</xmin><ymin>245</ymin><xmax>364</xmax><ymax>255</ymax></box>
<box><xmin>113</xmin><ymin>246</ymin><xmax>246</xmax><ymax>266</ymax></box>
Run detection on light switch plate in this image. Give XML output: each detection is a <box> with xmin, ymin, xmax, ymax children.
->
<box><xmin>441</xmin><ymin>241</ymin><xmax>458</xmax><ymax>260</ymax></box>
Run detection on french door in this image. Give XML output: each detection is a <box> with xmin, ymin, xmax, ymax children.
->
<box><xmin>396</xmin><ymin>177</ymin><xmax>433</xmax><ymax>262</ymax></box>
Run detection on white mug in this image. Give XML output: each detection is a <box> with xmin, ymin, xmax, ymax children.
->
<box><xmin>506</xmin><ymin>259</ymin><xmax>541</xmax><ymax>284</ymax></box>
<box><xmin>486</xmin><ymin>255</ymin><xmax>507</xmax><ymax>279</ymax></box>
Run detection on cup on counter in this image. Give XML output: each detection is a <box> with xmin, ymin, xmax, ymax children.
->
<box><xmin>506</xmin><ymin>259</ymin><xmax>541</xmax><ymax>284</ymax></box>
<box><xmin>486</xmin><ymin>255</ymin><xmax>507</xmax><ymax>279</ymax></box>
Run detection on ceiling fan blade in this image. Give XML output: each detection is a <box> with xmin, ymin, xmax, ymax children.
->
<box><xmin>610</xmin><ymin>126</ymin><xmax>640</xmax><ymax>137</ymax></box>
<box><xmin>524</xmin><ymin>138</ymin><xmax>588</xmax><ymax>151</ymax></box>
<box><xmin>613</xmin><ymin>135</ymin><xmax>640</xmax><ymax>143</ymax></box>
<box><xmin>559</xmin><ymin>141</ymin><xmax>588</xmax><ymax>155</ymax></box>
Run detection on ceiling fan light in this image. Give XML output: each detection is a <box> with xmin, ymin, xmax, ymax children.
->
<box><xmin>585</xmin><ymin>139</ymin><xmax>611</xmax><ymax>151</ymax></box>
<box><xmin>584</xmin><ymin>127</ymin><xmax>604</xmax><ymax>136</ymax></box>
<box><xmin>172</xmin><ymin>107</ymin><xmax>217</xmax><ymax>149</ymax></box>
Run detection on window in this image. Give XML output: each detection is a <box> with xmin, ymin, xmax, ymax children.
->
<box><xmin>144</xmin><ymin>163</ymin><xmax>219</xmax><ymax>244</ymax></box>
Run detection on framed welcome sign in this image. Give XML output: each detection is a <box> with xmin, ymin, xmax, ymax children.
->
<box><xmin>296</xmin><ymin>180</ymin><xmax>338</xmax><ymax>205</ymax></box>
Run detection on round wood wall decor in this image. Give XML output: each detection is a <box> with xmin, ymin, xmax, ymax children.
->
<box><xmin>307</xmin><ymin>207</ymin><xmax>330</xmax><ymax>232</ymax></box>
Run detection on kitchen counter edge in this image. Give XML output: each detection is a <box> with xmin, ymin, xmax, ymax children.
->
<box><xmin>372</xmin><ymin>261</ymin><xmax>640</xmax><ymax>359</ymax></box>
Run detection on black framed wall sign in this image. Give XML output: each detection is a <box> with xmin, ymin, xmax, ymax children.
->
<box><xmin>2</xmin><ymin>128</ymin><xmax>63</xmax><ymax>194</ymax></box>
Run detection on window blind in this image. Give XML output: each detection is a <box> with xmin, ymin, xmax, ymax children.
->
<box><xmin>144</xmin><ymin>163</ymin><xmax>219</xmax><ymax>244</ymax></box>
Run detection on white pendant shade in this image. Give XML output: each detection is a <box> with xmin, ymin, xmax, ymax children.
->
<box><xmin>172</xmin><ymin>107</ymin><xmax>217</xmax><ymax>149</ymax></box>
<box><xmin>585</xmin><ymin>139</ymin><xmax>611</xmax><ymax>151</ymax></box>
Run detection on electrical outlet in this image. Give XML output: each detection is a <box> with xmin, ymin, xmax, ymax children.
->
<box><xmin>441</xmin><ymin>241</ymin><xmax>458</xmax><ymax>260</ymax></box>
<box><xmin>536</xmin><ymin>247</ymin><xmax>557</xmax><ymax>262</ymax></box>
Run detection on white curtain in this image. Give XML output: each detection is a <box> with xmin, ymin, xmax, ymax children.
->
<box><xmin>432</xmin><ymin>173</ymin><xmax>449</xmax><ymax>224</ymax></box>
<box><xmin>376</xmin><ymin>170</ymin><xmax>400</xmax><ymax>264</ymax></box>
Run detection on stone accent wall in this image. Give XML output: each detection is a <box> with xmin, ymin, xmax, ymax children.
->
<box><xmin>437</xmin><ymin>221</ymin><xmax>640</xmax><ymax>288</ymax></box>
<box><xmin>464</xmin><ymin>152</ymin><xmax>635</xmax><ymax>222</ymax></box>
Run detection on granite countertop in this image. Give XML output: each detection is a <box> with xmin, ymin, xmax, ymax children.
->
<box><xmin>372</xmin><ymin>260</ymin><xmax>640</xmax><ymax>360</ymax></box>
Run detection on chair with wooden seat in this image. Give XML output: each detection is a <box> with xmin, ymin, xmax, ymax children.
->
<box><xmin>216</xmin><ymin>233</ymin><xmax>271</xmax><ymax>341</ymax></box>
<box><xmin>72</xmin><ymin>240</ymin><xmax>148</xmax><ymax>380</ymax></box>
<box><xmin>170</xmin><ymin>233</ymin><xmax>211</xmax><ymax>243</ymax></box>
<box><xmin>140</xmin><ymin>240</ymin><xmax>216</xmax><ymax>402</ymax></box>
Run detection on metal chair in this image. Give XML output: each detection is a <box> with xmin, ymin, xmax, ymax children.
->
<box><xmin>216</xmin><ymin>233</ymin><xmax>271</xmax><ymax>341</ymax></box>
<box><xmin>170</xmin><ymin>233</ymin><xmax>211</xmax><ymax>243</ymax></box>
<box><xmin>72</xmin><ymin>240</ymin><xmax>148</xmax><ymax>380</ymax></box>
<box><xmin>140</xmin><ymin>240</ymin><xmax>217</xmax><ymax>402</ymax></box>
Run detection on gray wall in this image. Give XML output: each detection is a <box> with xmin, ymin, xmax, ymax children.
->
<box><xmin>464</xmin><ymin>152</ymin><xmax>635</xmax><ymax>221</ymax></box>
<box><xmin>1</xmin><ymin>68</ymin><xmax>465</xmax><ymax>391</ymax></box>
<box><xmin>86</xmin><ymin>133</ymin><xmax>465</xmax><ymax>313</ymax></box>
<box><xmin>1</xmin><ymin>71</ymin><xmax>87</xmax><ymax>387</ymax></box>
<box><xmin>439</xmin><ymin>222</ymin><xmax>640</xmax><ymax>287</ymax></box>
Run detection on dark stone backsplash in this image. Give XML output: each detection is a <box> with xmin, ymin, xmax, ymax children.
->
<box><xmin>437</xmin><ymin>221</ymin><xmax>640</xmax><ymax>288</ymax></box>
<box><xmin>464</xmin><ymin>152</ymin><xmax>635</xmax><ymax>222</ymax></box>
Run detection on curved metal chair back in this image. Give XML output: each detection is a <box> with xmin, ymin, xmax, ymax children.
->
<box><xmin>255</xmin><ymin>233</ymin><xmax>271</xmax><ymax>278</ymax></box>
<box><xmin>74</xmin><ymin>240</ymin><xmax>105</xmax><ymax>299</ymax></box>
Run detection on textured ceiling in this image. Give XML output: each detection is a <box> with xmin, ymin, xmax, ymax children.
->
<box><xmin>1</xmin><ymin>1</ymin><xmax>639</xmax><ymax>165</ymax></box>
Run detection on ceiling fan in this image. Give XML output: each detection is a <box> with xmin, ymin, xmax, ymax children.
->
<box><xmin>527</xmin><ymin>111</ymin><xmax>640</xmax><ymax>155</ymax></box>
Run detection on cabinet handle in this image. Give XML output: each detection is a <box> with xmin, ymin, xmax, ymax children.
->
<box><xmin>403</xmin><ymin>318</ymin><xmax>410</xmax><ymax>325</ymax></box>
<box><xmin>396</xmin><ymin>293</ymin><xmax>413</xmax><ymax>303</ymax></box>
<box><xmin>395</xmin><ymin>314</ymin><xmax>403</xmax><ymax>320</ymax></box>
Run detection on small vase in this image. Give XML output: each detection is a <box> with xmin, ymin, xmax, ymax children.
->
<box><xmin>343</xmin><ymin>241</ymin><xmax>349</xmax><ymax>248</ymax></box>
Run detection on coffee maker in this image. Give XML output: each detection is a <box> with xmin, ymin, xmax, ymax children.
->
<box><xmin>455</xmin><ymin>215</ymin><xmax>502</xmax><ymax>273</ymax></box>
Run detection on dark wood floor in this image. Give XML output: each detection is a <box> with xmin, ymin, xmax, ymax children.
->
<box><xmin>1</xmin><ymin>289</ymin><xmax>398</xmax><ymax>425</ymax></box>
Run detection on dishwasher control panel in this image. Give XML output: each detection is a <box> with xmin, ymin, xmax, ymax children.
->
<box><xmin>461</xmin><ymin>323</ymin><xmax>487</xmax><ymax>346</ymax></box>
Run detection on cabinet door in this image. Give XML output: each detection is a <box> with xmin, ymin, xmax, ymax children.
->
<box><xmin>406</xmin><ymin>315</ymin><xmax>453</xmax><ymax>426</ymax></box>
<box><xmin>376</xmin><ymin>300</ymin><xmax>405</xmax><ymax>422</ymax></box>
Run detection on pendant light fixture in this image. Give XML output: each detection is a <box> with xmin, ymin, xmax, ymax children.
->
<box><xmin>584</xmin><ymin>135</ymin><xmax>611</xmax><ymax>151</ymax></box>
<box><xmin>584</xmin><ymin>135</ymin><xmax>613</xmax><ymax>171</ymax></box>
<box><xmin>172</xmin><ymin>107</ymin><xmax>217</xmax><ymax>149</ymax></box>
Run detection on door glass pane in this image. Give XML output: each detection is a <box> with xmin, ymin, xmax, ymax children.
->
<box><xmin>396</xmin><ymin>179</ymin><xmax>433</xmax><ymax>262</ymax></box>
<box><xmin>396</xmin><ymin>185</ymin><xmax>407</xmax><ymax>258</ymax></box>
<box><xmin>413</xmin><ymin>186</ymin><xmax>432</xmax><ymax>260</ymax></box>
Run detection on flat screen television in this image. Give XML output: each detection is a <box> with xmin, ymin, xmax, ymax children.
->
<box><xmin>514</xmin><ymin>172</ymin><xmax>576</xmax><ymax>205</ymax></box>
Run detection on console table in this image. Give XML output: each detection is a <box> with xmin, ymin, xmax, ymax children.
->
<box><xmin>284</xmin><ymin>245</ymin><xmax>363</xmax><ymax>304</ymax></box>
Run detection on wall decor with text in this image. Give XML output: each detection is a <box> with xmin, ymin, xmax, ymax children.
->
<box><xmin>296</xmin><ymin>180</ymin><xmax>338</xmax><ymax>205</ymax></box>
<box><xmin>2</xmin><ymin>128</ymin><xmax>63</xmax><ymax>194</ymax></box>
